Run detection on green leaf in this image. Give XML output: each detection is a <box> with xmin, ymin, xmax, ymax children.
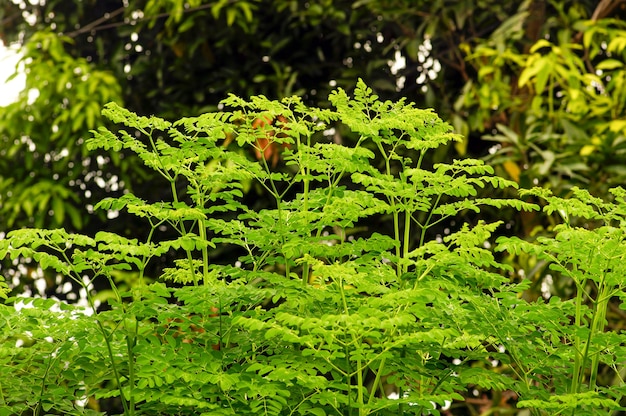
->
<box><xmin>596</xmin><ymin>59</ymin><xmax>624</xmax><ymax>71</ymax></box>
<box><xmin>52</xmin><ymin>197</ymin><xmax>65</xmax><ymax>225</ymax></box>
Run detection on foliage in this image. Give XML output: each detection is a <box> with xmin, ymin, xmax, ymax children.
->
<box><xmin>2</xmin><ymin>82</ymin><xmax>625</xmax><ymax>415</ymax></box>
<box><xmin>1</xmin><ymin>1</ymin><xmax>626</xmax><ymax>413</ymax></box>
<box><xmin>459</xmin><ymin>1</ymin><xmax>626</xmax><ymax>197</ymax></box>
<box><xmin>3</xmin><ymin>2</ymin><xmax>626</xmax><ymax>324</ymax></box>
<box><xmin>0</xmin><ymin>298</ymin><xmax>106</xmax><ymax>416</ymax></box>
<box><xmin>496</xmin><ymin>185</ymin><xmax>626</xmax><ymax>415</ymax></box>
<box><xmin>0</xmin><ymin>30</ymin><xmax>123</xmax><ymax>230</ymax></box>
<box><xmin>5</xmin><ymin>0</ymin><xmax>624</xmax><ymax>238</ymax></box>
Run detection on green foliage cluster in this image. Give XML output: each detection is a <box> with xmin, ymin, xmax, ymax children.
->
<box><xmin>460</xmin><ymin>3</ymin><xmax>626</xmax><ymax>196</ymax></box>
<box><xmin>0</xmin><ymin>30</ymin><xmax>122</xmax><ymax>230</ymax></box>
<box><xmin>1</xmin><ymin>82</ymin><xmax>626</xmax><ymax>415</ymax></box>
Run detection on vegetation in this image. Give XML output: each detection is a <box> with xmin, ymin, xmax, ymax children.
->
<box><xmin>1</xmin><ymin>0</ymin><xmax>625</xmax><ymax>235</ymax></box>
<box><xmin>2</xmin><ymin>0</ymin><xmax>626</xmax><ymax>414</ymax></box>
<box><xmin>1</xmin><ymin>81</ymin><xmax>626</xmax><ymax>415</ymax></box>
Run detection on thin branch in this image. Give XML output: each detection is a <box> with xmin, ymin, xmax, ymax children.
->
<box><xmin>591</xmin><ymin>0</ymin><xmax>626</xmax><ymax>20</ymax></box>
<box><xmin>64</xmin><ymin>3</ymin><xmax>217</xmax><ymax>38</ymax></box>
<box><xmin>64</xmin><ymin>6</ymin><xmax>126</xmax><ymax>38</ymax></box>
<box><xmin>573</xmin><ymin>0</ymin><xmax>626</xmax><ymax>42</ymax></box>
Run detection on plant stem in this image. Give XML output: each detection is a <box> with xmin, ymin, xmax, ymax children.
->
<box><xmin>58</xmin><ymin>246</ymin><xmax>132</xmax><ymax>415</ymax></box>
<box><xmin>339</xmin><ymin>280</ymin><xmax>366</xmax><ymax>415</ymax></box>
<box><xmin>570</xmin><ymin>275</ymin><xmax>586</xmax><ymax>394</ymax></box>
<box><xmin>169</xmin><ymin>178</ymin><xmax>199</xmax><ymax>285</ymax></box>
<box><xmin>198</xmin><ymin>218</ymin><xmax>210</xmax><ymax>285</ymax></box>
<box><xmin>419</xmin><ymin>193</ymin><xmax>442</xmax><ymax>249</ymax></box>
<box><xmin>300</xmin><ymin>134</ymin><xmax>311</xmax><ymax>286</ymax></box>
<box><xmin>34</xmin><ymin>350</ymin><xmax>55</xmax><ymax>416</ymax></box>
<box><xmin>401</xmin><ymin>208</ymin><xmax>412</xmax><ymax>277</ymax></box>
<box><xmin>125</xmin><ymin>319</ymin><xmax>137</xmax><ymax>414</ymax></box>
<box><xmin>95</xmin><ymin>313</ymin><xmax>131</xmax><ymax>415</ymax></box>
<box><xmin>588</xmin><ymin>280</ymin><xmax>611</xmax><ymax>390</ymax></box>
<box><xmin>377</xmin><ymin>142</ymin><xmax>402</xmax><ymax>278</ymax></box>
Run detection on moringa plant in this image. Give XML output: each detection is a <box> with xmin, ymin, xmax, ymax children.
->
<box><xmin>496</xmin><ymin>186</ymin><xmax>626</xmax><ymax>415</ymax></box>
<box><xmin>0</xmin><ymin>80</ymin><xmax>622</xmax><ymax>415</ymax></box>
